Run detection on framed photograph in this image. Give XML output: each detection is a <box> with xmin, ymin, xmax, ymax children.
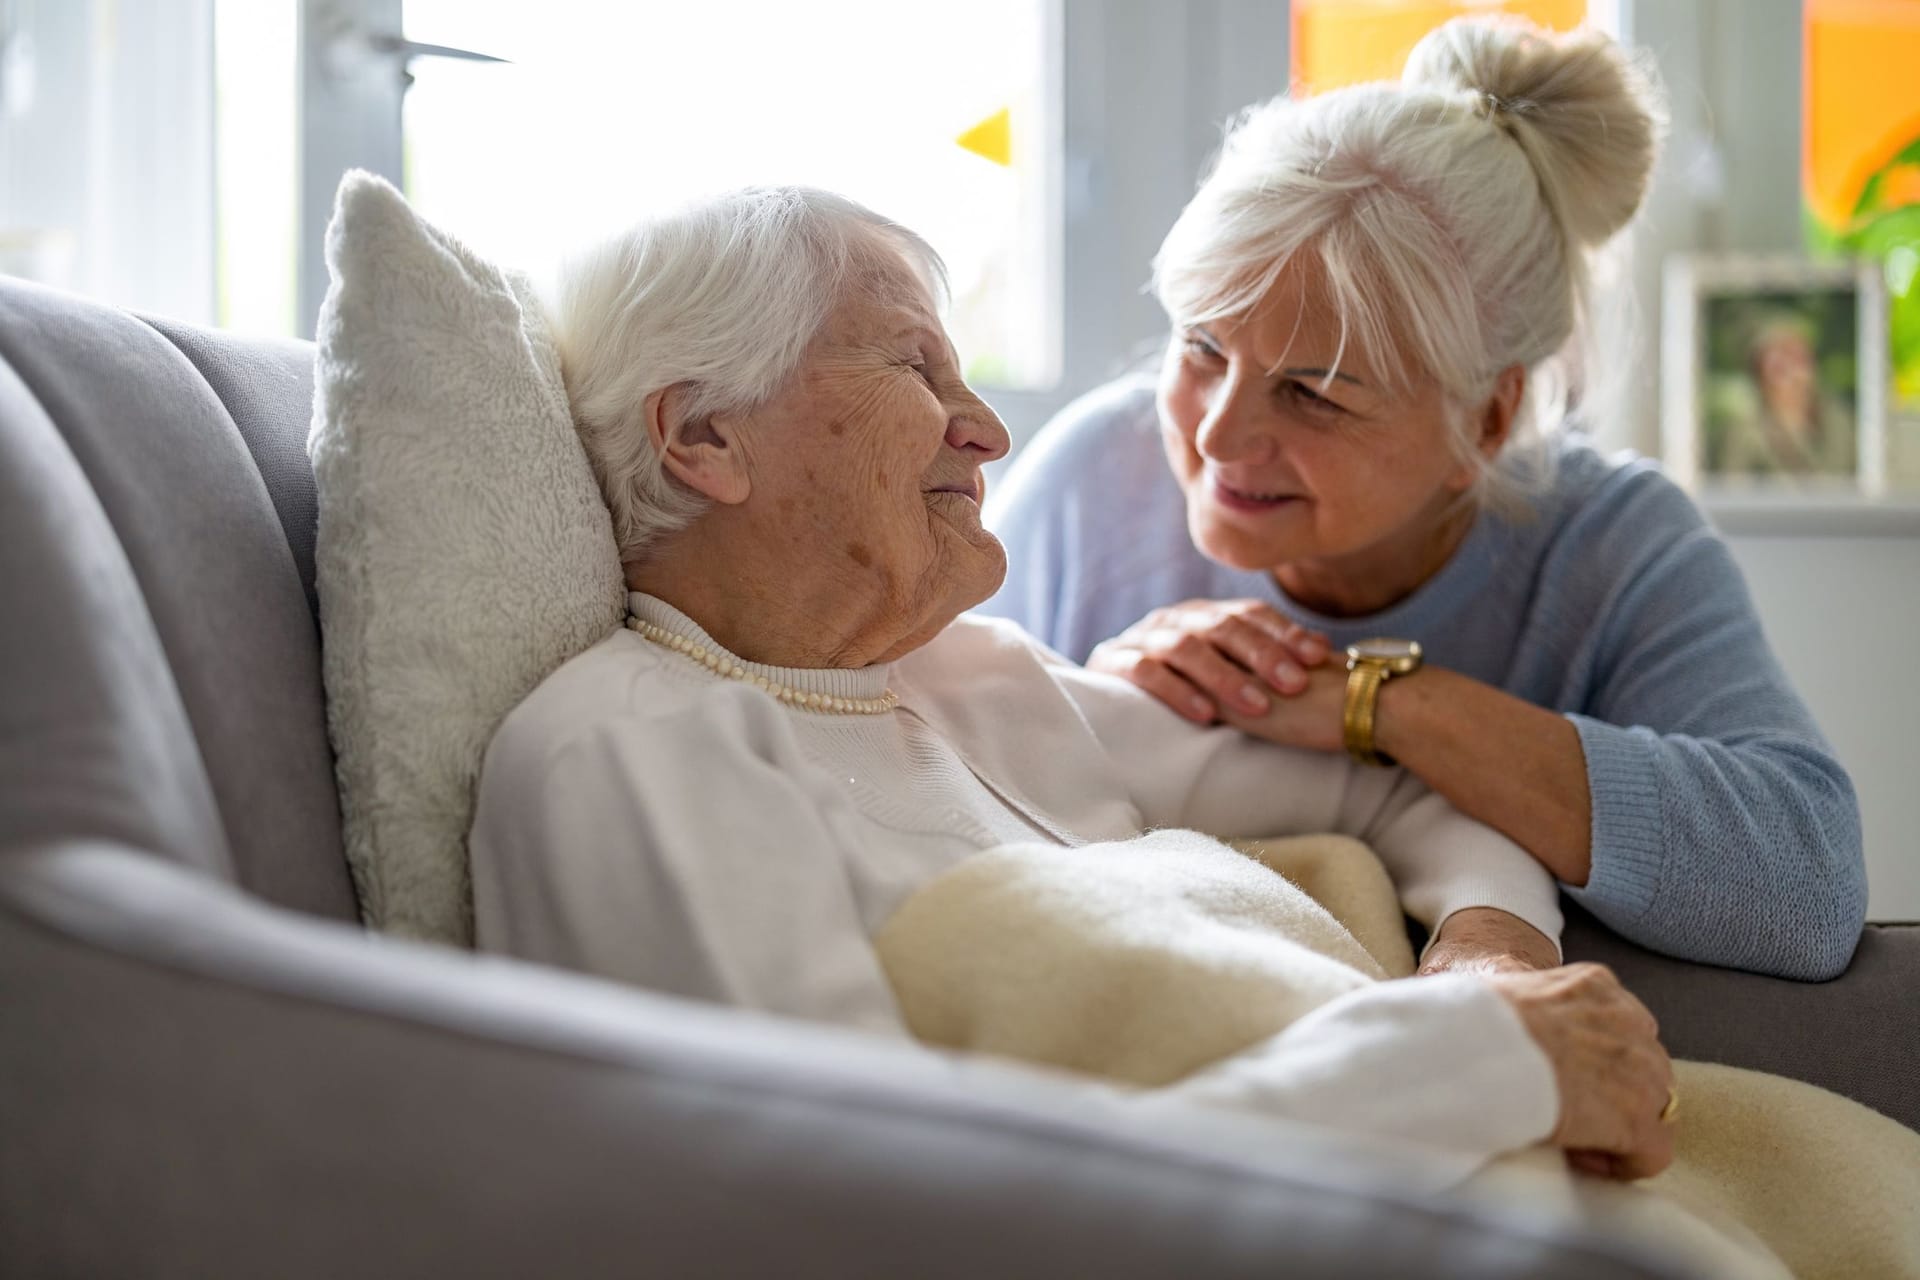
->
<box><xmin>1662</xmin><ymin>255</ymin><xmax>1888</xmax><ymax>496</ymax></box>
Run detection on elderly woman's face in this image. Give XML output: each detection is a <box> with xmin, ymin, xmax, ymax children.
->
<box><xmin>739</xmin><ymin>243</ymin><xmax>1010</xmax><ymax>654</ymax></box>
<box><xmin>1157</xmin><ymin>263</ymin><xmax>1477</xmax><ymax>576</ymax></box>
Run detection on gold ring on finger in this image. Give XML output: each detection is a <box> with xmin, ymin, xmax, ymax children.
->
<box><xmin>1659</xmin><ymin>1084</ymin><xmax>1680</xmax><ymax>1125</ymax></box>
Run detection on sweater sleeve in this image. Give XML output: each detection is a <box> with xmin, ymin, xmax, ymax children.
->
<box><xmin>470</xmin><ymin>683</ymin><xmax>907</xmax><ymax>1035</ymax></box>
<box><xmin>1158</xmin><ymin>974</ymin><xmax>1559</xmax><ymax>1189</ymax></box>
<box><xmin>1045</xmin><ymin>655</ymin><xmax>1563</xmax><ymax>950</ymax></box>
<box><xmin>1563</xmin><ymin>478</ymin><xmax>1866</xmax><ymax>979</ymax></box>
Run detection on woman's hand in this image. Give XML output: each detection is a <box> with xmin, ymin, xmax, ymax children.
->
<box><xmin>1418</xmin><ymin>907</ymin><xmax>1561</xmax><ymax>976</ymax></box>
<box><xmin>1090</xmin><ymin>599</ymin><xmax>1332</xmax><ymax>725</ymax></box>
<box><xmin>1485</xmin><ymin>964</ymin><xmax>1675</xmax><ymax>1180</ymax></box>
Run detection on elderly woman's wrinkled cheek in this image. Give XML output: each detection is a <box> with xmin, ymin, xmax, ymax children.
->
<box><xmin>768</xmin><ymin>483</ymin><xmax>871</xmax><ymax>600</ymax></box>
<box><xmin>781</xmin><ymin>450</ymin><xmax>898</xmax><ymax>591</ymax></box>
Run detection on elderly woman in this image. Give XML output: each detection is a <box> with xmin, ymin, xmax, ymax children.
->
<box><xmin>982</xmin><ymin>19</ymin><xmax>1866</xmax><ymax>981</ymax></box>
<box><xmin>469</xmin><ymin>184</ymin><xmax>1674</xmax><ymax>1185</ymax></box>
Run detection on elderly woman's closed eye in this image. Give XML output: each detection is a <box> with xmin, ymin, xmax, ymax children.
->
<box><xmin>468</xmin><ymin>185</ymin><xmax>1674</xmax><ymax>1187</ymax></box>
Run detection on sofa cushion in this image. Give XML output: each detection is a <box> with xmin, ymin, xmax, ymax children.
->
<box><xmin>0</xmin><ymin>279</ymin><xmax>356</xmax><ymax>920</ymax></box>
<box><xmin>145</xmin><ymin>318</ymin><xmax>325</xmax><ymax>620</ymax></box>
<box><xmin>0</xmin><ymin>352</ymin><xmax>231</xmax><ymax>879</ymax></box>
<box><xmin>309</xmin><ymin>172</ymin><xmax>625</xmax><ymax>944</ymax></box>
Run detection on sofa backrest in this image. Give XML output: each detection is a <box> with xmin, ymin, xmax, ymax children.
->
<box><xmin>0</xmin><ymin>278</ymin><xmax>357</xmax><ymax>922</ymax></box>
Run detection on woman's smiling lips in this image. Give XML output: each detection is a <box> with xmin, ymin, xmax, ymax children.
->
<box><xmin>1208</xmin><ymin>474</ymin><xmax>1303</xmax><ymax>513</ymax></box>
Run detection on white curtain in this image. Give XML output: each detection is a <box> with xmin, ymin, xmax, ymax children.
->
<box><xmin>0</xmin><ymin>0</ymin><xmax>216</xmax><ymax>322</ymax></box>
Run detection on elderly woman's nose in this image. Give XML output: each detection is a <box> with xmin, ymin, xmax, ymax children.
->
<box><xmin>946</xmin><ymin>404</ymin><xmax>1011</xmax><ymax>461</ymax></box>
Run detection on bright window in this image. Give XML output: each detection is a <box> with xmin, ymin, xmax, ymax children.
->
<box><xmin>399</xmin><ymin>0</ymin><xmax>1060</xmax><ymax>390</ymax></box>
<box><xmin>214</xmin><ymin>0</ymin><xmax>298</xmax><ymax>337</ymax></box>
<box><xmin>0</xmin><ymin>1</ymin><xmax>216</xmax><ymax>323</ymax></box>
<box><xmin>1290</xmin><ymin>0</ymin><xmax>1591</xmax><ymax>97</ymax></box>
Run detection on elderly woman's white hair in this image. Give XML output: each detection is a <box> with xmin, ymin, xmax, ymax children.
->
<box><xmin>1154</xmin><ymin>18</ymin><xmax>1666</xmax><ymax>514</ymax></box>
<box><xmin>550</xmin><ymin>187</ymin><xmax>948</xmax><ymax>563</ymax></box>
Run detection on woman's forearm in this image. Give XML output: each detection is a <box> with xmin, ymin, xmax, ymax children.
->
<box><xmin>1373</xmin><ymin>667</ymin><xmax>1594</xmax><ymax>887</ymax></box>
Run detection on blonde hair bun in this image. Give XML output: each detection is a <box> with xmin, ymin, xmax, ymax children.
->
<box><xmin>1404</xmin><ymin>17</ymin><xmax>1666</xmax><ymax>248</ymax></box>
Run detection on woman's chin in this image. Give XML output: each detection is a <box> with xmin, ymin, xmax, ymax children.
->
<box><xmin>1191</xmin><ymin>516</ymin><xmax>1291</xmax><ymax>574</ymax></box>
<box><xmin>939</xmin><ymin>541</ymin><xmax>1010</xmax><ymax>624</ymax></box>
<box><xmin>967</xmin><ymin>542</ymin><xmax>1010</xmax><ymax>606</ymax></box>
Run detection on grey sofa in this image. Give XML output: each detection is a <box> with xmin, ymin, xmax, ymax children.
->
<box><xmin>1</xmin><ymin>274</ymin><xmax>1913</xmax><ymax>1280</ymax></box>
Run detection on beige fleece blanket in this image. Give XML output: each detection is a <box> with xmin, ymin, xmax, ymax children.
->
<box><xmin>874</xmin><ymin>832</ymin><xmax>1920</xmax><ymax>1279</ymax></box>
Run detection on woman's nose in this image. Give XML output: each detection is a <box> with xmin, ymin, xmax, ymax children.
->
<box><xmin>1193</xmin><ymin>375</ymin><xmax>1272</xmax><ymax>464</ymax></box>
<box><xmin>947</xmin><ymin>401</ymin><xmax>1011</xmax><ymax>462</ymax></box>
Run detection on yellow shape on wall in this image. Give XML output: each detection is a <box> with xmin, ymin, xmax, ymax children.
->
<box><xmin>957</xmin><ymin>106</ymin><xmax>1013</xmax><ymax>167</ymax></box>
<box><xmin>1292</xmin><ymin>0</ymin><xmax>1588</xmax><ymax>98</ymax></box>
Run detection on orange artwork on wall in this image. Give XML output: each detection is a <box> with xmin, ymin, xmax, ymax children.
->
<box><xmin>1805</xmin><ymin>0</ymin><xmax>1920</xmax><ymax>408</ymax></box>
<box><xmin>1290</xmin><ymin>0</ymin><xmax>1588</xmax><ymax>98</ymax></box>
<box><xmin>1805</xmin><ymin>0</ymin><xmax>1920</xmax><ymax>233</ymax></box>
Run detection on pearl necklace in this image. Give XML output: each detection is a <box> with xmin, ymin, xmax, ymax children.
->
<box><xmin>626</xmin><ymin>617</ymin><xmax>900</xmax><ymax>715</ymax></box>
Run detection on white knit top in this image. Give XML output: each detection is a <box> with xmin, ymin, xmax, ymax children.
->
<box><xmin>469</xmin><ymin>593</ymin><xmax>1561</xmax><ymax>1179</ymax></box>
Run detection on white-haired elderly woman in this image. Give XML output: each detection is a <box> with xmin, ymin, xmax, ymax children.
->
<box><xmin>470</xmin><ymin>184</ymin><xmax>1676</xmax><ymax>1184</ymax></box>
<box><xmin>982</xmin><ymin>18</ymin><xmax>1866</xmax><ymax>982</ymax></box>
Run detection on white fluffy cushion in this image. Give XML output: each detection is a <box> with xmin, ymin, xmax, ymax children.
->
<box><xmin>309</xmin><ymin>171</ymin><xmax>625</xmax><ymax>944</ymax></box>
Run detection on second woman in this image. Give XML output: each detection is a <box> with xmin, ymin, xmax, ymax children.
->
<box><xmin>982</xmin><ymin>17</ymin><xmax>1865</xmax><ymax>981</ymax></box>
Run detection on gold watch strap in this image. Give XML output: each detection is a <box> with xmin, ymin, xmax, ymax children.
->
<box><xmin>1343</xmin><ymin>663</ymin><xmax>1395</xmax><ymax>767</ymax></box>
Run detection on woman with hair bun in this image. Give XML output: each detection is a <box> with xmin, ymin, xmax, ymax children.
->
<box><xmin>982</xmin><ymin>18</ymin><xmax>1867</xmax><ymax>981</ymax></box>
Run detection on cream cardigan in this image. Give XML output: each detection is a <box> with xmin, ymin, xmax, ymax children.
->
<box><xmin>470</xmin><ymin>593</ymin><xmax>1562</xmax><ymax>1176</ymax></box>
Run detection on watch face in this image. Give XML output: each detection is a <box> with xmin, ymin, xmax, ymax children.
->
<box><xmin>1347</xmin><ymin>637</ymin><xmax>1423</xmax><ymax>673</ymax></box>
<box><xmin>1349</xmin><ymin>637</ymin><xmax>1421</xmax><ymax>662</ymax></box>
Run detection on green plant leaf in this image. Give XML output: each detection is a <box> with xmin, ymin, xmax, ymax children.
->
<box><xmin>1845</xmin><ymin>205</ymin><xmax>1920</xmax><ymax>260</ymax></box>
<box><xmin>1850</xmin><ymin>133</ymin><xmax>1920</xmax><ymax>221</ymax></box>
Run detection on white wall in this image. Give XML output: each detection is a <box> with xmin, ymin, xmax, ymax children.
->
<box><xmin>1722</xmin><ymin>528</ymin><xmax>1920</xmax><ymax>919</ymax></box>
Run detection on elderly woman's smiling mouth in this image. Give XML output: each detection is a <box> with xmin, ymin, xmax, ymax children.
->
<box><xmin>925</xmin><ymin>475</ymin><xmax>985</xmax><ymax>504</ymax></box>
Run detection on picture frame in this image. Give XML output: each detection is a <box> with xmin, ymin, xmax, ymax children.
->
<box><xmin>1661</xmin><ymin>255</ymin><xmax>1888</xmax><ymax>497</ymax></box>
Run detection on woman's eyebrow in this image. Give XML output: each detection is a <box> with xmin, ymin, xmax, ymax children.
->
<box><xmin>1279</xmin><ymin>365</ymin><xmax>1366</xmax><ymax>388</ymax></box>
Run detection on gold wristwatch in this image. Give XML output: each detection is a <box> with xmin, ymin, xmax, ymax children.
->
<box><xmin>1343</xmin><ymin>638</ymin><xmax>1423</xmax><ymax>767</ymax></box>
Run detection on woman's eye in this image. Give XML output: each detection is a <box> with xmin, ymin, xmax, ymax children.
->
<box><xmin>1283</xmin><ymin>379</ymin><xmax>1341</xmax><ymax>413</ymax></box>
<box><xmin>1182</xmin><ymin>336</ymin><xmax>1222</xmax><ymax>362</ymax></box>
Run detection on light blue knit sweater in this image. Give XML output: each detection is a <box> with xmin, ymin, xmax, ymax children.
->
<box><xmin>979</xmin><ymin>376</ymin><xmax>1867</xmax><ymax>980</ymax></box>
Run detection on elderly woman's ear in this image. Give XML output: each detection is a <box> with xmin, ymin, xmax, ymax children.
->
<box><xmin>648</xmin><ymin>383</ymin><xmax>752</xmax><ymax>506</ymax></box>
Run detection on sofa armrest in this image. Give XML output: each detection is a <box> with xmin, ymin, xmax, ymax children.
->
<box><xmin>1563</xmin><ymin>904</ymin><xmax>1918</xmax><ymax>1132</ymax></box>
<box><xmin>0</xmin><ymin>841</ymin><xmax>1698</xmax><ymax>1280</ymax></box>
